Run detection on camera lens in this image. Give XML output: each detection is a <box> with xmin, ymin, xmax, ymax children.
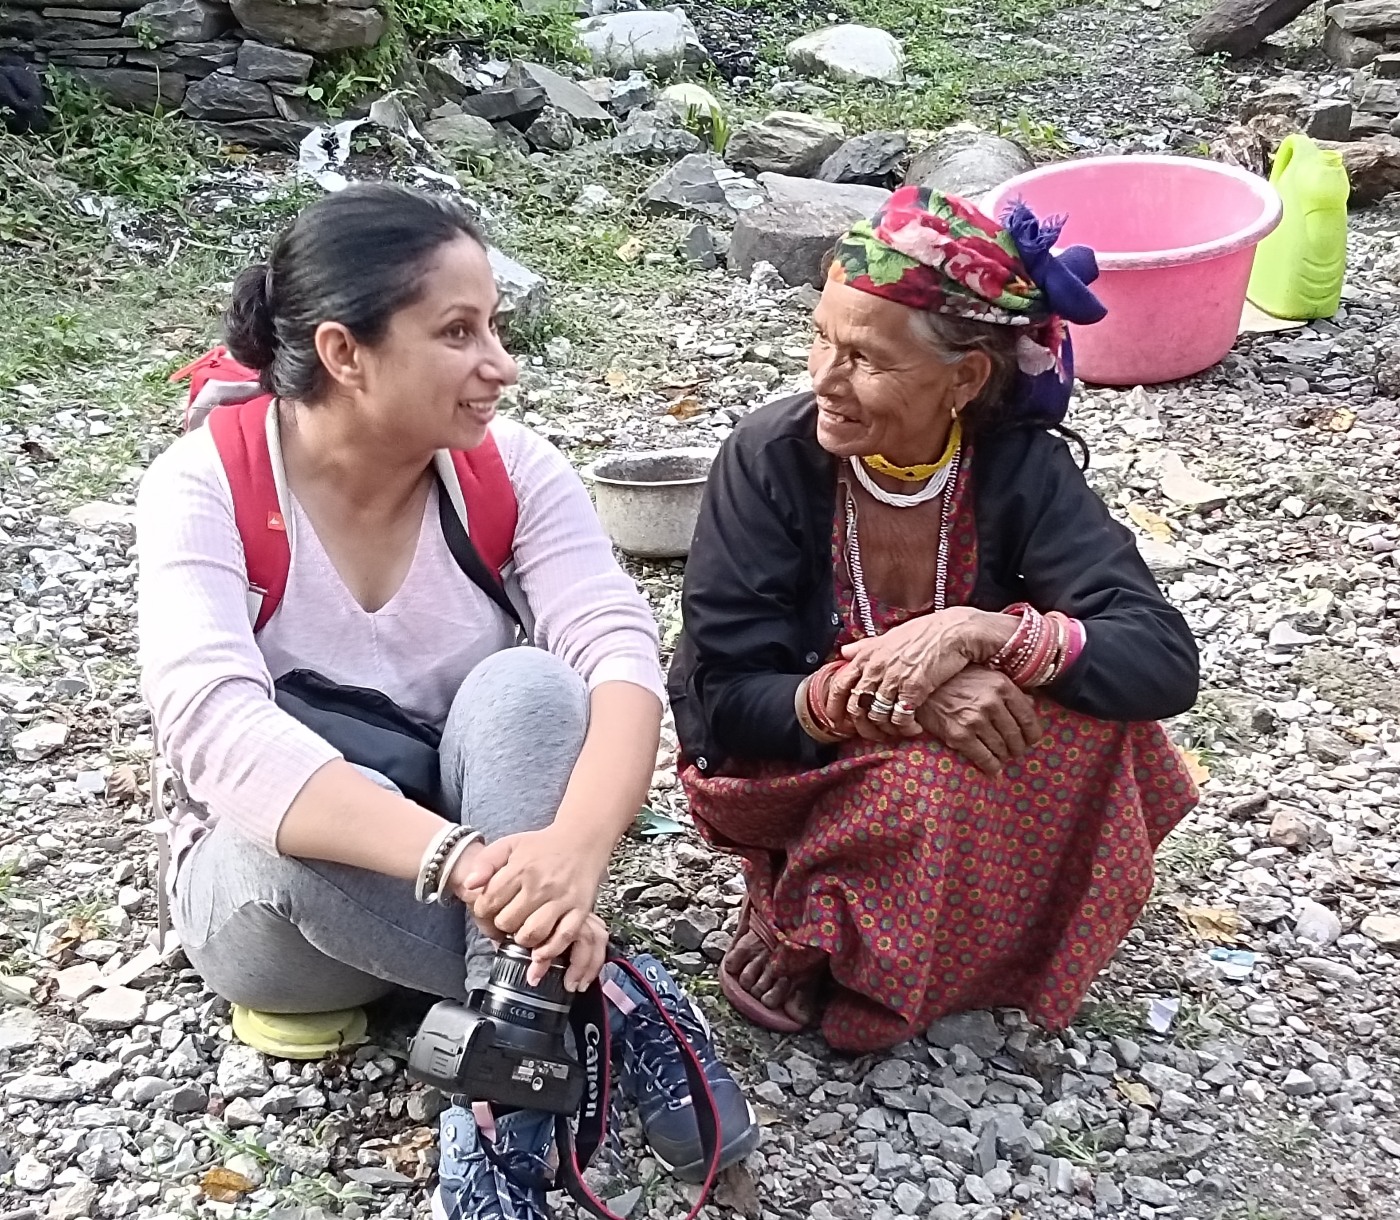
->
<box><xmin>479</xmin><ymin>942</ymin><xmax>571</xmax><ymax>1033</ymax></box>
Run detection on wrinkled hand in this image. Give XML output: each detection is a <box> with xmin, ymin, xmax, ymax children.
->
<box><xmin>917</xmin><ymin>665</ymin><xmax>1044</xmax><ymax>776</ymax></box>
<box><xmin>829</xmin><ymin>608</ymin><xmax>989</xmax><ymax>739</ymax></box>
<box><xmin>450</xmin><ymin>826</ymin><xmax>610</xmax><ymax>990</ymax></box>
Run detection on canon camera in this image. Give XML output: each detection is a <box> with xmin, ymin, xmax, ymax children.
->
<box><xmin>407</xmin><ymin>941</ymin><xmax>585</xmax><ymax>1114</ymax></box>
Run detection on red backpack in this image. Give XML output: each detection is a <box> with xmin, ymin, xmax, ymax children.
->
<box><xmin>170</xmin><ymin>346</ymin><xmax>524</xmax><ymax>633</ymax></box>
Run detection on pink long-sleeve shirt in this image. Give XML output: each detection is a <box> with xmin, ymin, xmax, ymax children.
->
<box><xmin>137</xmin><ymin>413</ymin><xmax>664</xmax><ymax>871</ymax></box>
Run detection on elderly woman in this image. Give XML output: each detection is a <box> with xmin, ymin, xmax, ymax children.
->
<box><xmin>669</xmin><ymin>187</ymin><xmax>1199</xmax><ymax>1053</ymax></box>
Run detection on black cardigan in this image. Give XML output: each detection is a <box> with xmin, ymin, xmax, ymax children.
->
<box><xmin>668</xmin><ymin>393</ymin><xmax>1199</xmax><ymax>776</ymax></box>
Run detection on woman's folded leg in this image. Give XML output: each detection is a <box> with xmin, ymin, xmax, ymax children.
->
<box><xmin>175</xmin><ymin>815</ymin><xmax>470</xmax><ymax>1013</ymax></box>
<box><xmin>176</xmin><ymin>648</ymin><xmax>591</xmax><ymax>1013</ymax></box>
<box><xmin>686</xmin><ymin>705</ymin><xmax>1198</xmax><ymax>1052</ymax></box>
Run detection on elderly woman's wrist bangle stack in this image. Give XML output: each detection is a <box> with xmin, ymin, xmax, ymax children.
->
<box><xmin>797</xmin><ymin>663</ymin><xmax>851</xmax><ymax>743</ymax></box>
<box><xmin>415</xmin><ymin>824</ymin><xmax>485</xmax><ymax>905</ymax></box>
<box><xmin>993</xmin><ymin>604</ymin><xmax>1078</xmax><ymax>689</ymax></box>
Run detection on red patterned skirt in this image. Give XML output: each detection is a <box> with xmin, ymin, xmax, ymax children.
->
<box><xmin>683</xmin><ymin>707</ymin><xmax>1198</xmax><ymax>1053</ymax></box>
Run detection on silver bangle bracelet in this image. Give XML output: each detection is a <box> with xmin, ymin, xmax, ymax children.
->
<box><xmin>414</xmin><ymin>823</ymin><xmax>465</xmax><ymax>905</ymax></box>
<box><xmin>430</xmin><ymin>829</ymin><xmax>486</xmax><ymax>905</ymax></box>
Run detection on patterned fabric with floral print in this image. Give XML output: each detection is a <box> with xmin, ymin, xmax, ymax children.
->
<box><xmin>828</xmin><ymin>184</ymin><xmax>1108</xmax><ymax>425</ymax></box>
<box><xmin>681</xmin><ymin>453</ymin><xmax>1199</xmax><ymax>1053</ymax></box>
<box><xmin>831</xmin><ymin>187</ymin><xmax>1046</xmax><ymax>322</ymax></box>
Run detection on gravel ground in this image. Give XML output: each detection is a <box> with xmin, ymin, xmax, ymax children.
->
<box><xmin>3</xmin><ymin>0</ymin><xmax>1400</xmax><ymax>1218</ymax></box>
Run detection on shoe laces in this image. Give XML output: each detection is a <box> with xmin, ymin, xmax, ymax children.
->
<box><xmin>620</xmin><ymin>960</ymin><xmax>715</xmax><ymax>1111</ymax></box>
<box><xmin>486</xmin><ymin>1108</ymin><xmax>555</xmax><ymax>1193</ymax></box>
<box><xmin>439</xmin><ymin>1105</ymin><xmax>553</xmax><ymax>1220</ymax></box>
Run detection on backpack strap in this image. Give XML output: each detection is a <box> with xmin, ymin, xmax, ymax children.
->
<box><xmin>171</xmin><ymin>345</ymin><xmax>266</xmax><ymax>431</ymax></box>
<box><xmin>203</xmin><ymin>394</ymin><xmax>522</xmax><ymax>637</ymax></box>
<box><xmin>436</xmin><ymin>488</ymin><xmax>525</xmax><ymax>634</ymax></box>
<box><xmin>206</xmin><ymin>398</ymin><xmax>289</xmax><ymax>634</ymax></box>
<box><xmin>446</xmin><ymin>440</ymin><xmax>518</xmax><ymax>579</ymax></box>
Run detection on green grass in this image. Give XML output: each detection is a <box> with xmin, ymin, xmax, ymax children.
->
<box><xmin>1075</xmin><ymin>998</ymin><xmax>1144</xmax><ymax>1039</ymax></box>
<box><xmin>207</xmin><ymin>1130</ymin><xmax>278</xmax><ymax>1167</ymax></box>
<box><xmin>1155</xmin><ymin>827</ymin><xmax>1224</xmax><ymax>887</ymax></box>
<box><xmin>733</xmin><ymin>0</ymin><xmax>1078</xmax><ymax>133</ymax></box>
<box><xmin>1045</xmin><ymin>1128</ymin><xmax>1108</xmax><ymax>1168</ymax></box>
<box><xmin>0</xmin><ymin>240</ymin><xmax>229</xmax><ymax>506</ymax></box>
<box><xmin>311</xmin><ymin>0</ymin><xmax>582</xmax><ymax>112</ymax></box>
<box><xmin>30</xmin><ymin>74</ymin><xmax>211</xmax><ymax>214</ymax></box>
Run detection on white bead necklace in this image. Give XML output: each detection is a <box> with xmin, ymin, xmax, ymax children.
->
<box><xmin>844</xmin><ymin>450</ymin><xmax>961</xmax><ymax>638</ymax></box>
<box><xmin>849</xmin><ymin>437</ymin><xmax>961</xmax><ymax>508</ymax></box>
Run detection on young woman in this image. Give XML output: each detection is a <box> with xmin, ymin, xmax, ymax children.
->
<box><xmin>138</xmin><ymin>183</ymin><xmax>755</xmax><ymax>1220</ymax></box>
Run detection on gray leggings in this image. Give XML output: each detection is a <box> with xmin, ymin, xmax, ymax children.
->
<box><xmin>174</xmin><ymin>649</ymin><xmax>590</xmax><ymax>1013</ymax></box>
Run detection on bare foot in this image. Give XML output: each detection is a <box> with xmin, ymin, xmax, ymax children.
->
<box><xmin>722</xmin><ymin>928</ymin><xmax>822</xmax><ymax>1027</ymax></box>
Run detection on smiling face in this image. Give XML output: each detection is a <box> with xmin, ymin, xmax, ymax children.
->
<box><xmin>314</xmin><ymin>235</ymin><xmax>518</xmax><ymax>455</ymax></box>
<box><xmin>809</xmin><ymin>277</ymin><xmax>990</xmax><ymax>466</ymax></box>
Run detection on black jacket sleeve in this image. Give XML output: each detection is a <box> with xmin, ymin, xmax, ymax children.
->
<box><xmin>676</xmin><ymin>429</ymin><xmax>831</xmax><ymax>768</ymax></box>
<box><xmin>983</xmin><ymin>431</ymin><xmax>1199</xmax><ymax>722</ymax></box>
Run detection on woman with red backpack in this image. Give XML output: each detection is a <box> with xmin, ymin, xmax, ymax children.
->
<box><xmin>137</xmin><ymin>183</ymin><xmax>756</xmax><ymax>1220</ymax></box>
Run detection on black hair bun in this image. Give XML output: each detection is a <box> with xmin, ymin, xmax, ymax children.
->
<box><xmin>224</xmin><ymin>263</ymin><xmax>277</xmax><ymax>376</ymax></box>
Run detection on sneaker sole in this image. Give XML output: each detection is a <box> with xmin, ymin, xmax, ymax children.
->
<box><xmin>430</xmin><ymin>1187</ymin><xmax>451</xmax><ymax>1220</ymax></box>
<box><xmin>654</xmin><ymin>1101</ymin><xmax>762</xmax><ymax>1185</ymax></box>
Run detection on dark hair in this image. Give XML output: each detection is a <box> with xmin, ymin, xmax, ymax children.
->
<box><xmin>224</xmin><ymin>183</ymin><xmax>486</xmax><ymax>401</ymax></box>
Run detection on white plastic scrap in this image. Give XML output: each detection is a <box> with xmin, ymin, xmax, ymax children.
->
<box><xmin>296</xmin><ymin>117</ymin><xmax>366</xmax><ymax>192</ymax></box>
<box><xmin>1146</xmin><ymin>996</ymin><xmax>1180</xmax><ymax>1033</ymax></box>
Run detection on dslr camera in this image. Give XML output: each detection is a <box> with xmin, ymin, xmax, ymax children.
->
<box><xmin>407</xmin><ymin>940</ymin><xmax>585</xmax><ymax>1114</ymax></box>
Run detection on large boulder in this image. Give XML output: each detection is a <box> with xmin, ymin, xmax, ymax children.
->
<box><xmin>181</xmin><ymin>69</ymin><xmax>275</xmax><ymax>120</ymax></box>
<box><xmin>1325</xmin><ymin>22</ymin><xmax>1385</xmax><ymax>67</ymax></box>
<box><xmin>204</xmin><ymin>117</ymin><xmax>313</xmax><ymax>150</ymax></box>
<box><xmin>575</xmin><ymin>8</ymin><xmax>708</xmax><ymax>78</ymax></box>
<box><xmin>122</xmin><ymin>0</ymin><xmax>229</xmax><ymax>43</ymax></box>
<box><xmin>1329</xmin><ymin>0</ymin><xmax>1400</xmax><ymax>32</ymax></box>
<box><xmin>758</xmin><ymin>172</ymin><xmax>889</xmax><ymax>215</ymax></box>
<box><xmin>421</xmin><ymin>111</ymin><xmax>499</xmax><ymax>160</ymax></box>
<box><xmin>504</xmin><ymin>61</ymin><xmax>611</xmax><ymax>129</ymax></box>
<box><xmin>229</xmin><ymin>0</ymin><xmax>385</xmax><ymax>52</ymax></box>
<box><xmin>72</xmin><ymin>66</ymin><xmax>186</xmax><ymax>108</ymax></box>
<box><xmin>456</xmin><ymin>85</ymin><xmax>546</xmax><ymax>127</ymax></box>
<box><xmin>1354</xmin><ymin>69</ymin><xmax>1400</xmax><ymax>118</ymax></box>
<box><xmin>644</xmin><ymin>153</ymin><xmax>763</xmax><ymax>222</ymax></box>
<box><xmin>819</xmin><ymin>131</ymin><xmax>907</xmax><ymax>186</ymax></box>
<box><xmin>488</xmin><ymin>247</ymin><xmax>547</xmax><ymax>330</ymax></box>
<box><xmin>786</xmin><ymin>24</ymin><xmax>904</xmax><ymax>85</ymax></box>
<box><xmin>1305</xmin><ymin>98</ymin><xmax>1353</xmax><ymax>141</ymax></box>
<box><xmin>1187</xmin><ymin>0</ymin><xmax>1319</xmax><ymax>56</ymax></box>
<box><xmin>126</xmin><ymin>40</ymin><xmax>238</xmax><ymax>76</ymax></box>
<box><xmin>235</xmin><ymin>40</ymin><xmax>313</xmax><ymax>83</ymax></box>
<box><xmin>729</xmin><ymin>199</ymin><xmax>866</xmax><ymax>287</ymax></box>
<box><xmin>725</xmin><ymin>111</ymin><xmax>844</xmax><ymax>177</ymax></box>
<box><xmin>608</xmin><ymin>109</ymin><xmax>700</xmax><ymax>160</ymax></box>
<box><xmin>904</xmin><ymin>124</ymin><xmax>1034</xmax><ymax>201</ymax></box>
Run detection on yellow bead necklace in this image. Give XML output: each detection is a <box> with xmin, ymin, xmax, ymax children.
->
<box><xmin>861</xmin><ymin>420</ymin><xmax>963</xmax><ymax>483</ymax></box>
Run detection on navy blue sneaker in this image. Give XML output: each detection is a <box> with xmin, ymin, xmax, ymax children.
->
<box><xmin>605</xmin><ymin>954</ymin><xmax>759</xmax><ymax>1183</ymax></box>
<box><xmin>432</xmin><ymin>1103</ymin><xmax>553</xmax><ymax>1220</ymax></box>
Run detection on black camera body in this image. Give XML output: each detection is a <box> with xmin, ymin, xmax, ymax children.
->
<box><xmin>408</xmin><ymin>941</ymin><xmax>584</xmax><ymax>1114</ymax></box>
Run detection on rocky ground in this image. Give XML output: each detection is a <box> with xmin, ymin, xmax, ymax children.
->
<box><xmin>3</xmin><ymin>0</ymin><xmax>1400</xmax><ymax>1219</ymax></box>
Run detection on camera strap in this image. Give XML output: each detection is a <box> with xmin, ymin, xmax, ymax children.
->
<box><xmin>555</xmin><ymin>953</ymin><xmax>723</xmax><ymax>1220</ymax></box>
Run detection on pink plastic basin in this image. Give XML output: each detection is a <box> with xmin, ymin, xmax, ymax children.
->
<box><xmin>983</xmin><ymin>156</ymin><xmax>1282</xmax><ymax>386</ymax></box>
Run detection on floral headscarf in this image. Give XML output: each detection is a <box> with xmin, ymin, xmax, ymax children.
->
<box><xmin>829</xmin><ymin>185</ymin><xmax>1107</xmax><ymax>423</ymax></box>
